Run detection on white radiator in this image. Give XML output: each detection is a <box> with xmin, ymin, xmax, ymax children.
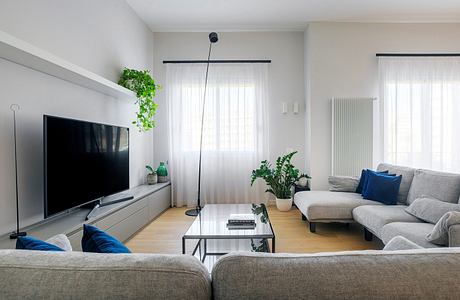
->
<box><xmin>331</xmin><ymin>97</ymin><xmax>374</xmax><ymax>176</ymax></box>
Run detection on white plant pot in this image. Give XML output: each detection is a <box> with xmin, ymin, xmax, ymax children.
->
<box><xmin>276</xmin><ymin>198</ymin><xmax>292</xmax><ymax>212</ymax></box>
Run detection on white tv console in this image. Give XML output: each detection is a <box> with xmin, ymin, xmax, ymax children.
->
<box><xmin>0</xmin><ymin>182</ymin><xmax>171</xmax><ymax>250</ymax></box>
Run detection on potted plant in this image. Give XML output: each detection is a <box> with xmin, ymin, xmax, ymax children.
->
<box><xmin>146</xmin><ymin>165</ymin><xmax>157</xmax><ymax>185</ymax></box>
<box><xmin>118</xmin><ymin>68</ymin><xmax>160</xmax><ymax>132</ymax></box>
<box><xmin>251</xmin><ymin>151</ymin><xmax>309</xmax><ymax>211</ymax></box>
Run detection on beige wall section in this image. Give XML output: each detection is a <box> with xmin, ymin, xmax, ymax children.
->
<box><xmin>306</xmin><ymin>22</ymin><xmax>460</xmax><ymax>190</ymax></box>
<box><xmin>152</xmin><ymin>32</ymin><xmax>306</xmax><ymax>171</ymax></box>
<box><xmin>0</xmin><ymin>0</ymin><xmax>154</xmax><ymax>235</ymax></box>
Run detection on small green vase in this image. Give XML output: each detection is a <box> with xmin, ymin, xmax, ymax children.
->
<box><xmin>157</xmin><ymin>162</ymin><xmax>168</xmax><ymax>183</ymax></box>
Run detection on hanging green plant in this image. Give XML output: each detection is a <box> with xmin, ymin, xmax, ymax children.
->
<box><xmin>118</xmin><ymin>68</ymin><xmax>160</xmax><ymax>132</ymax></box>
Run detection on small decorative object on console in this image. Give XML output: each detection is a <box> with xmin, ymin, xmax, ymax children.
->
<box><xmin>146</xmin><ymin>165</ymin><xmax>158</xmax><ymax>185</ymax></box>
<box><xmin>157</xmin><ymin>162</ymin><xmax>168</xmax><ymax>182</ymax></box>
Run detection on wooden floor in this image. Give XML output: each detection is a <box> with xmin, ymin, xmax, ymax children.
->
<box><xmin>126</xmin><ymin>205</ymin><xmax>382</xmax><ymax>254</ymax></box>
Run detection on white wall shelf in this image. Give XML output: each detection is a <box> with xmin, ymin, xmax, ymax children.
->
<box><xmin>0</xmin><ymin>30</ymin><xmax>136</xmax><ymax>100</ymax></box>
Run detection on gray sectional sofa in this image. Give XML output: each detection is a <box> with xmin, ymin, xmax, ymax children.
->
<box><xmin>294</xmin><ymin>163</ymin><xmax>460</xmax><ymax>247</ymax></box>
<box><xmin>2</xmin><ymin>248</ymin><xmax>460</xmax><ymax>299</ymax></box>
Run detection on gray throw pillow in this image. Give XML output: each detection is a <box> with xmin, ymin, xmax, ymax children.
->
<box><xmin>45</xmin><ymin>233</ymin><xmax>73</xmax><ymax>251</ymax></box>
<box><xmin>426</xmin><ymin>211</ymin><xmax>460</xmax><ymax>246</ymax></box>
<box><xmin>406</xmin><ymin>169</ymin><xmax>460</xmax><ymax>205</ymax></box>
<box><xmin>383</xmin><ymin>236</ymin><xmax>423</xmax><ymax>251</ymax></box>
<box><xmin>328</xmin><ymin>176</ymin><xmax>359</xmax><ymax>192</ymax></box>
<box><xmin>405</xmin><ymin>197</ymin><xmax>460</xmax><ymax>224</ymax></box>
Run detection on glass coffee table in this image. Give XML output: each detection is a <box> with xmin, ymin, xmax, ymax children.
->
<box><xmin>182</xmin><ymin>203</ymin><xmax>275</xmax><ymax>271</ymax></box>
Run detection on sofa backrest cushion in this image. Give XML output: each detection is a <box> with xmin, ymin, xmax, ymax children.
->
<box><xmin>0</xmin><ymin>250</ymin><xmax>211</xmax><ymax>300</ymax></box>
<box><xmin>377</xmin><ymin>163</ymin><xmax>416</xmax><ymax>204</ymax></box>
<box><xmin>407</xmin><ymin>169</ymin><xmax>460</xmax><ymax>205</ymax></box>
<box><xmin>212</xmin><ymin>250</ymin><xmax>460</xmax><ymax>300</ymax></box>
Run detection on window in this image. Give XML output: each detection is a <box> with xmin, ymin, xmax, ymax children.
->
<box><xmin>379</xmin><ymin>57</ymin><xmax>460</xmax><ymax>172</ymax></box>
<box><xmin>166</xmin><ymin>63</ymin><xmax>269</xmax><ymax>207</ymax></box>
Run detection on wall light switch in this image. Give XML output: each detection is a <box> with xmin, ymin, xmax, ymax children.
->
<box><xmin>293</xmin><ymin>102</ymin><xmax>299</xmax><ymax>114</ymax></box>
<box><xmin>282</xmin><ymin>102</ymin><xmax>288</xmax><ymax>114</ymax></box>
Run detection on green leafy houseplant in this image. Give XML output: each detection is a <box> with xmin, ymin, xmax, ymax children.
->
<box><xmin>251</xmin><ymin>151</ymin><xmax>310</xmax><ymax>199</ymax></box>
<box><xmin>118</xmin><ymin>68</ymin><xmax>160</xmax><ymax>132</ymax></box>
<box><xmin>145</xmin><ymin>165</ymin><xmax>156</xmax><ymax>175</ymax></box>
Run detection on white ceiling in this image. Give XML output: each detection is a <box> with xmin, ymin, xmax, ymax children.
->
<box><xmin>126</xmin><ymin>0</ymin><xmax>460</xmax><ymax>32</ymax></box>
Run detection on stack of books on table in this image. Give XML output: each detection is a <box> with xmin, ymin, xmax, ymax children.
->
<box><xmin>227</xmin><ymin>214</ymin><xmax>256</xmax><ymax>229</ymax></box>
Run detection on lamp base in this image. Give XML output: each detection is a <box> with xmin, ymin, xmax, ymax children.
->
<box><xmin>9</xmin><ymin>231</ymin><xmax>27</xmax><ymax>239</ymax></box>
<box><xmin>185</xmin><ymin>208</ymin><xmax>201</xmax><ymax>217</ymax></box>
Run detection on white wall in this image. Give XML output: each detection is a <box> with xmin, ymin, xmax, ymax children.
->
<box><xmin>306</xmin><ymin>22</ymin><xmax>460</xmax><ymax>190</ymax></box>
<box><xmin>152</xmin><ymin>31</ymin><xmax>306</xmax><ymax>178</ymax></box>
<box><xmin>0</xmin><ymin>0</ymin><xmax>154</xmax><ymax>235</ymax></box>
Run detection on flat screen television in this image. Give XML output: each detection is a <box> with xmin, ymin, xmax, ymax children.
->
<box><xmin>44</xmin><ymin>115</ymin><xmax>129</xmax><ymax>218</ymax></box>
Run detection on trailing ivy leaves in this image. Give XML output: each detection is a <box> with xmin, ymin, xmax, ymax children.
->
<box><xmin>118</xmin><ymin>68</ymin><xmax>160</xmax><ymax>132</ymax></box>
<box><xmin>250</xmin><ymin>151</ymin><xmax>310</xmax><ymax>199</ymax></box>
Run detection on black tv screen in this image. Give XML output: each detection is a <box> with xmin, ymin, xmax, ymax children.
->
<box><xmin>44</xmin><ymin>115</ymin><xmax>129</xmax><ymax>218</ymax></box>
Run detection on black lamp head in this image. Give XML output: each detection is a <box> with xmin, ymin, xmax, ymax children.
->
<box><xmin>209</xmin><ymin>32</ymin><xmax>218</xmax><ymax>43</ymax></box>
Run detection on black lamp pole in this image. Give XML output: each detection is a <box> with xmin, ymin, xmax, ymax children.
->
<box><xmin>185</xmin><ymin>32</ymin><xmax>219</xmax><ymax>217</ymax></box>
<box><xmin>10</xmin><ymin>104</ymin><xmax>26</xmax><ymax>239</ymax></box>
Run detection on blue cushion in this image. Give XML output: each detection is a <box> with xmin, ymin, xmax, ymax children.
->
<box><xmin>81</xmin><ymin>224</ymin><xmax>131</xmax><ymax>253</ymax></box>
<box><xmin>356</xmin><ymin>169</ymin><xmax>389</xmax><ymax>194</ymax></box>
<box><xmin>362</xmin><ymin>172</ymin><xmax>402</xmax><ymax>205</ymax></box>
<box><xmin>362</xmin><ymin>169</ymin><xmax>396</xmax><ymax>196</ymax></box>
<box><xmin>16</xmin><ymin>236</ymin><xmax>64</xmax><ymax>251</ymax></box>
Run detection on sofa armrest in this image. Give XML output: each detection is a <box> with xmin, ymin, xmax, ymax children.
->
<box><xmin>448</xmin><ymin>224</ymin><xmax>460</xmax><ymax>247</ymax></box>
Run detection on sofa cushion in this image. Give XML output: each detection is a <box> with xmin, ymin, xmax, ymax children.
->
<box><xmin>212</xmin><ymin>250</ymin><xmax>460</xmax><ymax>300</ymax></box>
<box><xmin>362</xmin><ymin>173</ymin><xmax>401</xmax><ymax>205</ymax></box>
<box><xmin>383</xmin><ymin>236</ymin><xmax>423</xmax><ymax>251</ymax></box>
<box><xmin>294</xmin><ymin>191</ymin><xmax>382</xmax><ymax>221</ymax></box>
<box><xmin>356</xmin><ymin>169</ymin><xmax>389</xmax><ymax>194</ymax></box>
<box><xmin>0</xmin><ymin>250</ymin><xmax>211</xmax><ymax>300</ymax></box>
<box><xmin>377</xmin><ymin>163</ymin><xmax>416</xmax><ymax>204</ymax></box>
<box><xmin>16</xmin><ymin>236</ymin><xmax>65</xmax><ymax>252</ymax></box>
<box><xmin>353</xmin><ymin>205</ymin><xmax>420</xmax><ymax>237</ymax></box>
<box><xmin>45</xmin><ymin>234</ymin><xmax>73</xmax><ymax>251</ymax></box>
<box><xmin>407</xmin><ymin>169</ymin><xmax>460</xmax><ymax>205</ymax></box>
<box><xmin>328</xmin><ymin>176</ymin><xmax>359</xmax><ymax>192</ymax></box>
<box><xmin>82</xmin><ymin>224</ymin><xmax>131</xmax><ymax>253</ymax></box>
<box><xmin>427</xmin><ymin>211</ymin><xmax>460</xmax><ymax>246</ymax></box>
<box><xmin>381</xmin><ymin>222</ymin><xmax>440</xmax><ymax>248</ymax></box>
<box><xmin>405</xmin><ymin>197</ymin><xmax>460</xmax><ymax>224</ymax></box>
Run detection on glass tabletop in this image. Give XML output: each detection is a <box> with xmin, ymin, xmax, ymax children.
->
<box><xmin>183</xmin><ymin>204</ymin><xmax>274</xmax><ymax>239</ymax></box>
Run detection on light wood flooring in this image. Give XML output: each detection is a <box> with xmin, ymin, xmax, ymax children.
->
<box><xmin>126</xmin><ymin>205</ymin><xmax>382</xmax><ymax>254</ymax></box>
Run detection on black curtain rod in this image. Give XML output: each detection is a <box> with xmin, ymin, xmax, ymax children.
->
<box><xmin>163</xmin><ymin>59</ymin><xmax>271</xmax><ymax>64</ymax></box>
<box><xmin>377</xmin><ymin>53</ymin><xmax>460</xmax><ymax>57</ymax></box>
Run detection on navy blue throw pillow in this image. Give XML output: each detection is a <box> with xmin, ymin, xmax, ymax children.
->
<box><xmin>362</xmin><ymin>170</ymin><xmax>396</xmax><ymax>196</ymax></box>
<box><xmin>355</xmin><ymin>169</ymin><xmax>389</xmax><ymax>194</ymax></box>
<box><xmin>16</xmin><ymin>236</ymin><xmax>64</xmax><ymax>252</ymax></box>
<box><xmin>81</xmin><ymin>224</ymin><xmax>131</xmax><ymax>253</ymax></box>
<box><xmin>362</xmin><ymin>172</ymin><xmax>402</xmax><ymax>205</ymax></box>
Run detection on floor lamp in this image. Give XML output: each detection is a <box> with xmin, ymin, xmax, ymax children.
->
<box><xmin>10</xmin><ymin>104</ymin><xmax>26</xmax><ymax>239</ymax></box>
<box><xmin>185</xmin><ymin>32</ymin><xmax>219</xmax><ymax>217</ymax></box>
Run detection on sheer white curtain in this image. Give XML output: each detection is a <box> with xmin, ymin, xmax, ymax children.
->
<box><xmin>167</xmin><ymin>63</ymin><xmax>269</xmax><ymax>207</ymax></box>
<box><xmin>379</xmin><ymin>57</ymin><xmax>460</xmax><ymax>172</ymax></box>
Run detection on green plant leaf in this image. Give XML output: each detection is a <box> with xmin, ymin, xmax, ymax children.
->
<box><xmin>119</xmin><ymin>68</ymin><xmax>160</xmax><ymax>132</ymax></box>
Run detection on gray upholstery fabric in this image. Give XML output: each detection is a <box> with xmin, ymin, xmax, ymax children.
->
<box><xmin>352</xmin><ymin>205</ymin><xmax>420</xmax><ymax>238</ymax></box>
<box><xmin>405</xmin><ymin>197</ymin><xmax>460</xmax><ymax>224</ymax></box>
<box><xmin>406</xmin><ymin>169</ymin><xmax>460</xmax><ymax>205</ymax></box>
<box><xmin>328</xmin><ymin>176</ymin><xmax>359</xmax><ymax>192</ymax></box>
<box><xmin>427</xmin><ymin>211</ymin><xmax>460</xmax><ymax>246</ymax></box>
<box><xmin>381</xmin><ymin>222</ymin><xmax>440</xmax><ymax>248</ymax></box>
<box><xmin>0</xmin><ymin>250</ymin><xmax>211</xmax><ymax>300</ymax></box>
<box><xmin>377</xmin><ymin>163</ymin><xmax>415</xmax><ymax>204</ymax></box>
<box><xmin>383</xmin><ymin>236</ymin><xmax>423</xmax><ymax>251</ymax></box>
<box><xmin>212</xmin><ymin>250</ymin><xmax>460</xmax><ymax>300</ymax></box>
<box><xmin>45</xmin><ymin>234</ymin><xmax>73</xmax><ymax>251</ymax></box>
<box><xmin>294</xmin><ymin>191</ymin><xmax>382</xmax><ymax>222</ymax></box>
<box><xmin>448</xmin><ymin>224</ymin><xmax>460</xmax><ymax>247</ymax></box>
